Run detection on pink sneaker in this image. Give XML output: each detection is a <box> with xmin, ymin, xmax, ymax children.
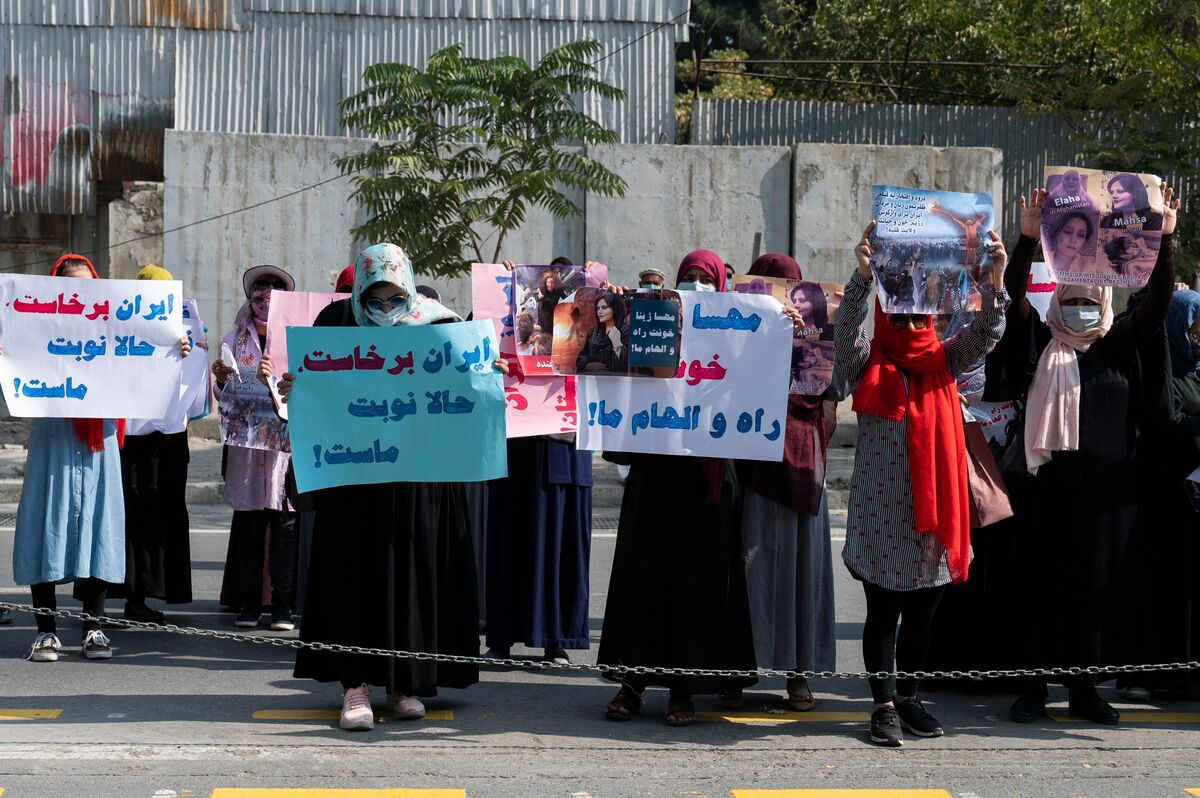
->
<box><xmin>339</xmin><ymin>684</ymin><xmax>374</xmax><ymax>731</ymax></box>
<box><xmin>386</xmin><ymin>692</ymin><xmax>426</xmax><ymax>720</ymax></box>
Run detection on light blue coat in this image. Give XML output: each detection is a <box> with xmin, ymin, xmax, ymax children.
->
<box><xmin>13</xmin><ymin>418</ymin><xmax>126</xmax><ymax>586</ymax></box>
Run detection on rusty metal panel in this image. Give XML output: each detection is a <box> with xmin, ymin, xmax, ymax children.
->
<box><xmin>90</xmin><ymin>26</ymin><xmax>174</xmax><ymax>180</ymax></box>
<box><xmin>242</xmin><ymin>0</ymin><xmax>688</xmax><ymax>25</ymax></box>
<box><xmin>2</xmin><ymin>0</ymin><xmax>241</xmax><ymax>29</ymax></box>
<box><xmin>1</xmin><ymin>24</ymin><xmax>95</xmax><ymax>213</ymax></box>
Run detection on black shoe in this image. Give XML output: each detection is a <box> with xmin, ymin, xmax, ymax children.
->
<box><xmin>1068</xmin><ymin>687</ymin><xmax>1120</xmax><ymax>725</ymax></box>
<box><xmin>895</xmin><ymin>695</ymin><xmax>944</xmax><ymax>738</ymax></box>
<box><xmin>1010</xmin><ymin>688</ymin><xmax>1048</xmax><ymax>723</ymax></box>
<box><xmin>869</xmin><ymin>705</ymin><xmax>904</xmax><ymax>747</ymax></box>
<box><xmin>0</xmin><ymin>608</ymin><xmax>12</xmax><ymax>625</ymax></box>
<box><xmin>234</xmin><ymin>608</ymin><xmax>261</xmax><ymax>628</ymax></box>
<box><xmin>269</xmin><ymin>606</ymin><xmax>294</xmax><ymax>632</ymax></box>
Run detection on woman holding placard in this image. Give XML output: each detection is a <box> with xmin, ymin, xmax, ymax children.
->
<box><xmin>11</xmin><ymin>254</ymin><xmax>191</xmax><ymax>662</ymax></box>
<box><xmin>1005</xmin><ymin>183</ymin><xmax>1181</xmax><ymax>726</ymax></box>
<box><xmin>717</xmin><ymin>253</ymin><xmax>838</xmax><ymax>713</ymax></box>
<box><xmin>212</xmin><ymin>265</ymin><xmax>298</xmax><ymax>632</ymax></box>
<box><xmin>272</xmin><ymin>242</ymin><xmax>503</xmax><ymax>732</ymax></box>
<box><xmin>834</xmin><ymin>224</ymin><xmax>1008</xmax><ymax>747</ymax></box>
<box><xmin>597</xmin><ymin>249</ymin><xmax>758</xmax><ymax>728</ymax></box>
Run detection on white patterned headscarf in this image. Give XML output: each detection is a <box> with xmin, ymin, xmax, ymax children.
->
<box><xmin>351</xmin><ymin>243</ymin><xmax>460</xmax><ymax>327</ymax></box>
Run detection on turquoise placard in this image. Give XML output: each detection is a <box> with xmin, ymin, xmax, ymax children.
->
<box><xmin>287</xmin><ymin>320</ymin><xmax>507</xmax><ymax>492</ymax></box>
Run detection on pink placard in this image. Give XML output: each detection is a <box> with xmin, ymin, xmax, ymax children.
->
<box><xmin>264</xmin><ymin>290</ymin><xmax>342</xmax><ymax>418</ymax></box>
<box><xmin>472</xmin><ymin>263</ymin><xmax>578</xmax><ymax>437</ymax></box>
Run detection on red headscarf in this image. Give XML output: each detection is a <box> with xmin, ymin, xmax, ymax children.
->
<box><xmin>852</xmin><ymin>300</ymin><xmax>970</xmax><ymax>583</ymax></box>
<box><xmin>675</xmin><ymin>249</ymin><xmax>727</xmax><ymax>292</ymax></box>
<box><xmin>739</xmin><ymin>253</ymin><xmax>831</xmax><ymax>516</ymax></box>
<box><xmin>335</xmin><ymin>263</ymin><xmax>355</xmax><ymax>292</ymax></box>
<box><xmin>676</xmin><ymin>249</ymin><xmax>727</xmax><ymax>503</ymax></box>
<box><xmin>50</xmin><ymin>254</ymin><xmax>125</xmax><ymax>453</ymax></box>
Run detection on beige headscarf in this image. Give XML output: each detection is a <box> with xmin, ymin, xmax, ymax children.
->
<box><xmin>1024</xmin><ymin>284</ymin><xmax>1113</xmax><ymax>472</ymax></box>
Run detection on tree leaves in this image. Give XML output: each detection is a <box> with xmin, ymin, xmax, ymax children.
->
<box><xmin>339</xmin><ymin>41</ymin><xmax>627</xmax><ymax>277</ymax></box>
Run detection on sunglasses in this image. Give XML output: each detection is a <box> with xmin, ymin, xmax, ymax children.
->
<box><xmin>363</xmin><ymin>294</ymin><xmax>408</xmax><ymax>313</ymax></box>
<box><xmin>887</xmin><ymin>313</ymin><xmax>928</xmax><ymax>330</ymax></box>
<box><xmin>252</xmin><ymin>279</ymin><xmax>286</xmax><ymax>292</ymax></box>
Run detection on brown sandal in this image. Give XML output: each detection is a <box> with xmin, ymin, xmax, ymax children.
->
<box><xmin>665</xmin><ymin>696</ymin><xmax>696</xmax><ymax>727</ymax></box>
<box><xmin>786</xmin><ymin>678</ymin><xmax>816</xmax><ymax>712</ymax></box>
<box><xmin>605</xmin><ymin>686</ymin><xmax>643</xmax><ymax>721</ymax></box>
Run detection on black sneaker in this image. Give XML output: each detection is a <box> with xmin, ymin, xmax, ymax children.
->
<box><xmin>1068</xmin><ymin>687</ymin><xmax>1120</xmax><ymax>725</ymax></box>
<box><xmin>81</xmin><ymin>629</ymin><xmax>113</xmax><ymax>660</ymax></box>
<box><xmin>869</xmin><ymin>704</ymin><xmax>904</xmax><ymax>747</ymax></box>
<box><xmin>895</xmin><ymin>695</ymin><xmax>944</xmax><ymax>738</ymax></box>
<box><xmin>0</xmin><ymin>608</ymin><xmax>12</xmax><ymax>625</ymax></box>
<box><xmin>235</xmin><ymin>608</ymin><xmax>261</xmax><ymax>628</ymax></box>
<box><xmin>269</xmin><ymin>606</ymin><xmax>295</xmax><ymax>632</ymax></box>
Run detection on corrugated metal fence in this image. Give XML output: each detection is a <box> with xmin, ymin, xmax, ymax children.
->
<box><xmin>693</xmin><ymin>98</ymin><xmax>1089</xmax><ymax>237</ymax></box>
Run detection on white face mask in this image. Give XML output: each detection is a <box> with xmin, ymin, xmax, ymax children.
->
<box><xmin>677</xmin><ymin>281</ymin><xmax>716</xmax><ymax>293</ymax></box>
<box><xmin>365</xmin><ymin>305</ymin><xmax>406</xmax><ymax>327</ymax></box>
<box><xmin>1061</xmin><ymin>305</ymin><xmax>1102</xmax><ymax>334</ymax></box>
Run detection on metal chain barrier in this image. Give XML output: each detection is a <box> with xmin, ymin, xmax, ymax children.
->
<box><xmin>3</xmin><ymin>601</ymin><xmax>1199</xmax><ymax>682</ymax></box>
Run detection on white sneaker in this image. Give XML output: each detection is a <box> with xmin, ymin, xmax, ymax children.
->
<box><xmin>23</xmin><ymin>632</ymin><xmax>62</xmax><ymax>662</ymax></box>
<box><xmin>339</xmin><ymin>684</ymin><xmax>374</xmax><ymax>731</ymax></box>
<box><xmin>82</xmin><ymin>629</ymin><xmax>113</xmax><ymax>660</ymax></box>
<box><xmin>386</xmin><ymin>692</ymin><xmax>426</xmax><ymax>720</ymax></box>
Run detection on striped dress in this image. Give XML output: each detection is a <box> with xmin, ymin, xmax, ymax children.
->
<box><xmin>834</xmin><ymin>271</ymin><xmax>1008</xmax><ymax>591</ymax></box>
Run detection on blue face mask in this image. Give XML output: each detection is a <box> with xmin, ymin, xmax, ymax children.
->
<box><xmin>1061</xmin><ymin>305</ymin><xmax>1102</xmax><ymax>334</ymax></box>
<box><xmin>677</xmin><ymin>281</ymin><xmax>716</xmax><ymax>293</ymax></box>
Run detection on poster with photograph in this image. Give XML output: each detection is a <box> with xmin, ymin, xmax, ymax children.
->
<box><xmin>471</xmin><ymin>263</ymin><xmax>579</xmax><ymax>437</ymax></box>
<box><xmin>551</xmin><ymin>287</ymin><xmax>684</xmax><ymax>378</ymax></box>
<box><xmin>510</xmin><ymin>263</ymin><xmax>588</xmax><ymax>376</ymax></box>
<box><xmin>218</xmin><ymin>361</ymin><xmax>289</xmax><ymax>452</ymax></box>
<box><xmin>870</xmin><ymin>185</ymin><xmax>996</xmax><ymax>316</ymax></box>
<box><xmin>1040</xmin><ymin>166</ymin><xmax>1163</xmax><ymax>287</ymax></box>
<box><xmin>576</xmin><ymin>292</ymin><xmax>791</xmax><ymax>461</ymax></box>
<box><xmin>732</xmin><ymin>274</ymin><xmax>840</xmax><ymax>396</ymax></box>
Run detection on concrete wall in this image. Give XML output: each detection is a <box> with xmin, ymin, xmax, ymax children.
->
<box><xmin>164</xmin><ymin>132</ymin><xmax>1002</xmax><ymax>352</ymax></box>
<box><xmin>163</xmin><ymin>130</ymin><xmax>584</xmax><ymax>341</ymax></box>
<box><xmin>586</xmin><ymin>145</ymin><xmax>793</xmax><ymax>285</ymax></box>
<box><xmin>792</xmin><ymin>144</ymin><xmax>1006</xmax><ymax>286</ymax></box>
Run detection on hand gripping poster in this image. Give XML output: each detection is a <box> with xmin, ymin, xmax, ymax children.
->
<box><xmin>732</xmin><ymin>274</ymin><xmax>841</xmax><ymax>396</ymax></box>
<box><xmin>870</xmin><ymin>186</ymin><xmax>997</xmax><ymax>316</ymax></box>
<box><xmin>1040</xmin><ymin>166</ymin><xmax>1163</xmax><ymax>287</ymax></box>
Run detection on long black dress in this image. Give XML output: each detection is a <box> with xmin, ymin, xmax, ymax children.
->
<box><xmin>1124</xmin><ymin>328</ymin><xmax>1200</xmax><ymax>693</ymax></box>
<box><xmin>1009</xmin><ymin>234</ymin><xmax>1175</xmax><ymax>678</ymax></box>
<box><xmin>292</xmin><ymin>300</ymin><xmax>480</xmax><ymax>695</ymax></box>
<box><xmin>116</xmin><ymin>431</ymin><xmax>193</xmax><ymax>604</ymax></box>
<box><xmin>597</xmin><ymin>454</ymin><xmax>756</xmax><ymax>695</ymax></box>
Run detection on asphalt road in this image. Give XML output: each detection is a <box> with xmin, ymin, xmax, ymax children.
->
<box><xmin>1</xmin><ymin>506</ymin><xmax>1199</xmax><ymax>798</ymax></box>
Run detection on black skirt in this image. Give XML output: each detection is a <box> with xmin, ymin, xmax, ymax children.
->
<box><xmin>293</xmin><ymin>480</ymin><xmax>480</xmax><ymax>696</ymax></box>
<box><xmin>597</xmin><ymin>454</ymin><xmax>757</xmax><ymax>694</ymax></box>
<box><xmin>116</xmin><ymin>431</ymin><xmax>192</xmax><ymax>604</ymax></box>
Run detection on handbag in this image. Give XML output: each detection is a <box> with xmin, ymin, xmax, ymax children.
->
<box><xmin>963</xmin><ymin>419</ymin><xmax>1013</xmax><ymax>528</ymax></box>
<box><xmin>994</xmin><ymin>405</ymin><xmax>1033</xmax><ymax>485</ymax></box>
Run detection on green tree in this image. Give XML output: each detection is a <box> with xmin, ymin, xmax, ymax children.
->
<box><xmin>337</xmin><ymin>41</ymin><xmax>627</xmax><ymax>277</ymax></box>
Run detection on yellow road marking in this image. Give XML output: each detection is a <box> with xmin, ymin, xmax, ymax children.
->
<box><xmin>0</xmin><ymin>709</ymin><xmax>62</xmax><ymax>720</ymax></box>
<box><xmin>210</xmin><ymin>791</ymin><xmax>464</xmax><ymax>797</ymax></box>
<box><xmin>1049</xmin><ymin>712</ymin><xmax>1200</xmax><ymax>724</ymax></box>
<box><xmin>697</xmin><ymin>710</ymin><xmax>869</xmax><ymax>725</ymax></box>
<box><xmin>1184</xmin><ymin>790</ymin><xmax>1200</xmax><ymax>796</ymax></box>
<box><xmin>251</xmin><ymin>709</ymin><xmax>454</xmax><ymax>721</ymax></box>
<box><xmin>732</xmin><ymin>792</ymin><xmax>954</xmax><ymax>797</ymax></box>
